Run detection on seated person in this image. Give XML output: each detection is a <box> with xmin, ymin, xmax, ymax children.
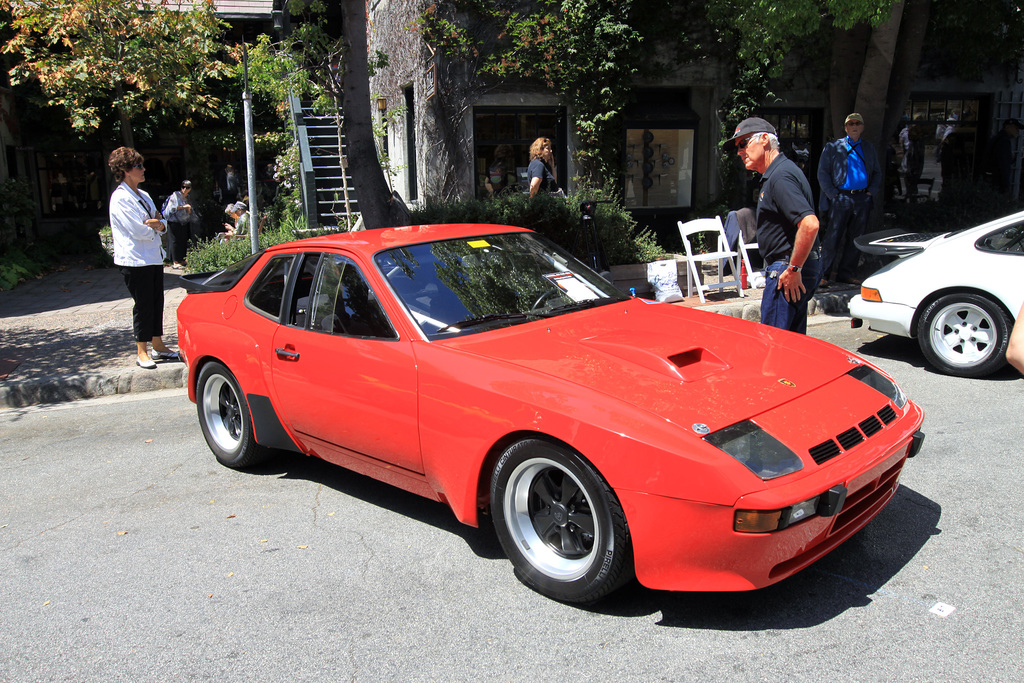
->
<box><xmin>220</xmin><ymin>201</ymin><xmax>249</xmax><ymax>242</ymax></box>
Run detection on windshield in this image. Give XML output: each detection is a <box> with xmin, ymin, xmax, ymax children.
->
<box><xmin>375</xmin><ymin>231</ymin><xmax>628</xmax><ymax>338</ymax></box>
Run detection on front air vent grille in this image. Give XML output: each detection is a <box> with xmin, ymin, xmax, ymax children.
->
<box><xmin>807</xmin><ymin>403</ymin><xmax>900</xmax><ymax>464</ymax></box>
<box><xmin>810</xmin><ymin>440</ymin><xmax>842</xmax><ymax>465</ymax></box>
<box><xmin>836</xmin><ymin>427</ymin><xmax>865</xmax><ymax>450</ymax></box>
<box><xmin>877</xmin><ymin>405</ymin><xmax>897</xmax><ymax>424</ymax></box>
<box><xmin>859</xmin><ymin>415</ymin><xmax>883</xmax><ymax>437</ymax></box>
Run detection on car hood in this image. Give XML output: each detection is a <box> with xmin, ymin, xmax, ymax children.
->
<box><xmin>444</xmin><ymin>299</ymin><xmax>862</xmax><ymax>431</ymax></box>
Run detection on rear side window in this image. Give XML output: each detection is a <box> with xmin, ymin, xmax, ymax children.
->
<box><xmin>247</xmin><ymin>255</ymin><xmax>295</xmax><ymax>319</ymax></box>
<box><xmin>977</xmin><ymin>223</ymin><xmax>1024</xmax><ymax>254</ymax></box>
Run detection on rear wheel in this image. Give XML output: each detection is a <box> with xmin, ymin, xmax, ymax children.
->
<box><xmin>196</xmin><ymin>361</ymin><xmax>273</xmax><ymax>468</ymax></box>
<box><xmin>490</xmin><ymin>439</ymin><xmax>633</xmax><ymax>603</ymax></box>
<box><xmin>917</xmin><ymin>294</ymin><xmax>1011</xmax><ymax>377</ymax></box>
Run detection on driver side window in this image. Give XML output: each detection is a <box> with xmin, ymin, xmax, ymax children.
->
<box><xmin>308</xmin><ymin>254</ymin><xmax>397</xmax><ymax>339</ymax></box>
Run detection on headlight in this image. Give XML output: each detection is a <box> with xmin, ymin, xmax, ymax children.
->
<box><xmin>704</xmin><ymin>420</ymin><xmax>803</xmax><ymax>480</ymax></box>
<box><xmin>848</xmin><ymin>364</ymin><xmax>907</xmax><ymax>408</ymax></box>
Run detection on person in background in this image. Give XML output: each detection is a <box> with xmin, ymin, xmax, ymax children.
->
<box><xmin>221</xmin><ymin>201</ymin><xmax>250</xmax><ymax>242</ymax></box>
<box><xmin>107</xmin><ymin>147</ymin><xmax>179</xmax><ymax>369</ymax></box>
<box><xmin>485</xmin><ymin>144</ymin><xmax>515</xmax><ymax>196</ymax></box>
<box><xmin>162</xmin><ymin>179</ymin><xmax>193</xmax><ymax>269</ymax></box>
<box><xmin>988</xmin><ymin>118</ymin><xmax>1021</xmax><ymax>195</ymax></box>
<box><xmin>528</xmin><ymin>137</ymin><xmax>559</xmax><ymax>198</ymax></box>
<box><xmin>816</xmin><ymin>112</ymin><xmax>881</xmax><ymax>287</ymax></box>
<box><xmin>725</xmin><ymin>117</ymin><xmax>821</xmax><ymax>334</ymax></box>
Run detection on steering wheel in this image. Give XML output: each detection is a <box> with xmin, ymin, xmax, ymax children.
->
<box><xmin>531</xmin><ymin>289</ymin><xmax>560</xmax><ymax>311</ymax></box>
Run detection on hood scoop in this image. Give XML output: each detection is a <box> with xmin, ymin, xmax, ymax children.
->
<box><xmin>580</xmin><ymin>335</ymin><xmax>731</xmax><ymax>383</ymax></box>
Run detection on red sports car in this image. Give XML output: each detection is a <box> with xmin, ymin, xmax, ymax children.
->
<box><xmin>177</xmin><ymin>224</ymin><xmax>925</xmax><ymax>603</ymax></box>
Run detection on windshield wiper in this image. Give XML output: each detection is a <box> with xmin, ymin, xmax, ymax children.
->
<box><xmin>436</xmin><ymin>313</ymin><xmax>544</xmax><ymax>334</ymax></box>
<box><xmin>546</xmin><ymin>298</ymin><xmax>618</xmax><ymax>315</ymax></box>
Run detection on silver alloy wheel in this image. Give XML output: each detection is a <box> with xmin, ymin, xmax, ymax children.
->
<box><xmin>926</xmin><ymin>300</ymin><xmax>997</xmax><ymax>368</ymax></box>
<box><xmin>502</xmin><ymin>457</ymin><xmax>600</xmax><ymax>581</ymax></box>
<box><xmin>200</xmin><ymin>374</ymin><xmax>243</xmax><ymax>454</ymax></box>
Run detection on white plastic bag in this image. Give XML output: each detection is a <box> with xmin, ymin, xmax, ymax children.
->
<box><xmin>647</xmin><ymin>259</ymin><xmax>684</xmax><ymax>302</ymax></box>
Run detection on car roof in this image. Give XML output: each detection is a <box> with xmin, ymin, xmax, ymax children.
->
<box><xmin>266</xmin><ymin>223</ymin><xmax>533</xmax><ymax>256</ymax></box>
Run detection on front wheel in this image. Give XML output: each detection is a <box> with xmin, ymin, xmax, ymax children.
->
<box><xmin>917</xmin><ymin>294</ymin><xmax>1011</xmax><ymax>377</ymax></box>
<box><xmin>490</xmin><ymin>439</ymin><xmax>633</xmax><ymax>603</ymax></box>
<box><xmin>195</xmin><ymin>361</ymin><xmax>273</xmax><ymax>468</ymax></box>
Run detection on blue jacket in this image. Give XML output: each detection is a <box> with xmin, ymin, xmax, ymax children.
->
<box><xmin>816</xmin><ymin>136</ymin><xmax>882</xmax><ymax>214</ymax></box>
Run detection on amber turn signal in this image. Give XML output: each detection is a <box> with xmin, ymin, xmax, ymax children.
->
<box><xmin>860</xmin><ymin>287</ymin><xmax>882</xmax><ymax>302</ymax></box>
<box><xmin>734</xmin><ymin>509</ymin><xmax>783</xmax><ymax>533</ymax></box>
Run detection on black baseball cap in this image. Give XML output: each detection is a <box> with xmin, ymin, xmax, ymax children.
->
<box><xmin>724</xmin><ymin>117</ymin><xmax>777</xmax><ymax>150</ymax></box>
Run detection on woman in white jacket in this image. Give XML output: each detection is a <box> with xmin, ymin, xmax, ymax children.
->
<box><xmin>107</xmin><ymin>147</ymin><xmax>179</xmax><ymax>369</ymax></box>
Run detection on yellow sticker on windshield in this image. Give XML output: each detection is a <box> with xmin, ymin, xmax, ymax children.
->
<box><xmin>468</xmin><ymin>240</ymin><xmax>491</xmax><ymax>248</ymax></box>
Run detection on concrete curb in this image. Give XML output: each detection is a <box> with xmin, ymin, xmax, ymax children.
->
<box><xmin>0</xmin><ymin>363</ymin><xmax>188</xmax><ymax>409</ymax></box>
<box><xmin>700</xmin><ymin>288</ymin><xmax>854</xmax><ymax>321</ymax></box>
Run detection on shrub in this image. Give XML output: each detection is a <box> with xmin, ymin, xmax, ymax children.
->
<box><xmin>410</xmin><ymin>187</ymin><xmax>664</xmax><ymax>266</ymax></box>
<box><xmin>184</xmin><ymin>213</ymin><xmax>349</xmax><ymax>273</ymax></box>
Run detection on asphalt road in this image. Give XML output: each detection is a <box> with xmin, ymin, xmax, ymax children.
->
<box><xmin>2</xmin><ymin>319</ymin><xmax>1022</xmax><ymax>682</ymax></box>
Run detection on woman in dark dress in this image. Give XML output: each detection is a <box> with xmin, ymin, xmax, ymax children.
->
<box><xmin>528</xmin><ymin>137</ymin><xmax>559</xmax><ymax>198</ymax></box>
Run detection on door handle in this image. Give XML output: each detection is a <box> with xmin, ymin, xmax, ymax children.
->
<box><xmin>275</xmin><ymin>347</ymin><xmax>300</xmax><ymax>360</ymax></box>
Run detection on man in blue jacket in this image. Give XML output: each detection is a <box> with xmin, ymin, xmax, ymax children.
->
<box><xmin>816</xmin><ymin>112</ymin><xmax>881</xmax><ymax>286</ymax></box>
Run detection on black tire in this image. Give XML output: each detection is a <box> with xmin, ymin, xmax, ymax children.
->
<box><xmin>195</xmin><ymin>361</ymin><xmax>273</xmax><ymax>468</ymax></box>
<box><xmin>917</xmin><ymin>293</ymin><xmax>1011</xmax><ymax>378</ymax></box>
<box><xmin>490</xmin><ymin>439</ymin><xmax>633</xmax><ymax>604</ymax></box>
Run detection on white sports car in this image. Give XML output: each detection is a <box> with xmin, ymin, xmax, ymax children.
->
<box><xmin>849</xmin><ymin>211</ymin><xmax>1024</xmax><ymax>377</ymax></box>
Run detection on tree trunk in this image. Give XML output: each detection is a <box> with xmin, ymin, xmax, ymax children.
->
<box><xmin>828</xmin><ymin>23</ymin><xmax>870</xmax><ymax>138</ymax></box>
<box><xmin>855</xmin><ymin>2</ymin><xmax>905</xmax><ymax>158</ymax></box>
<box><xmin>340</xmin><ymin>0</ymin><xmax>408</xmax><ymax>229</ymax></box>
<box><xmin>114</xmin><ymin>84</ymin><xmax>135</xmax><ymax>148</ymax></box>
<box><xmin>882</xmin><ymin>0</ymin><xmax>932</xmax><ymax>147</ymax></box>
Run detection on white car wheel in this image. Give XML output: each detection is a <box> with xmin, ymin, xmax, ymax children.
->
<box><xmin>918</xmin><ymin>294</ymin><xmax>1011</xmax><ymax>377</ymax></box>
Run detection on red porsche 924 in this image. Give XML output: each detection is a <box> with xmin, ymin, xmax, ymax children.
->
<box><xmin>177</xmin><ymin>224</ymin><xmax>925</xmax><ymax>603</ymax></box>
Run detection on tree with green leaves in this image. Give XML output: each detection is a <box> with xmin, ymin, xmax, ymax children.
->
<box><xmin>1</xmin><ymin>0</ymin><xmax>231</xmax><ymax>148</ymax></box>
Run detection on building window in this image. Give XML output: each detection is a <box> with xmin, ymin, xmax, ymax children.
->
<box><xmin>36</xmin><ymin>151</ymin><xmax>106</xmax><ymax>216</ymax></box>
<box><xmin>473</xmin><ymin>107</ymin><xmax>566</xmax><ymax>198</ymax></box>
<box><xmin>624</xmin><ymin>128</ymin><xmax>694</xmax><ymax>208</ymax></box>
<box><xmin>899</xmin><ymin>97</ymin><xmax>981</xmax><ymax>198</ymax></box>
<box><xmin>758</xmin><ymin>111</ymin><xmax>818</xmax><ymax>179</ymax></box>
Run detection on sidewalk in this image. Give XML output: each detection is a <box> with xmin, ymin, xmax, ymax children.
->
<box><xmin>0</xmin><ymin>259</ymin><xmax>858</xmax><ymax>409</ymax></box>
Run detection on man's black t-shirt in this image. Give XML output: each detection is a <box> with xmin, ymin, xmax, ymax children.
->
<box><xmin>756</xmin><ymin>155</ymin><xmax>819</xmax><ymax>263</ymax></box>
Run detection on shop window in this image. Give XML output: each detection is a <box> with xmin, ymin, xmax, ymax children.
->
<box><xmin>759</xmin><ymin>112</ymin><xmax>816</xmax><ymax>178</ymax></box>
<box><xmin>624</xmin><ymin>128</ymin><xmax>694</xmax><ymax>208</ymax></box>
<box><xmin>36</xmin><ymin>151</ymin><xmax>106</xmax><ymax>216</ymax></box>
<box><xmin>473</xmin><ymin>107</ymin><xmax>566</xmax><ymax>198</ymax></box>
<box><xmin>898</xmin><ymin>97</ymin><xmax>981</xmax><ymax>199</ymax></box>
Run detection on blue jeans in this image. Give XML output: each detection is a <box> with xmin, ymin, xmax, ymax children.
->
<box><xmin>760</xmin><ymin>257</ymin><xmax>821</xmax><ymax>334</ymax></box>
<box><xmin>821</xmin><ymin>192</ymin><xmax>872</xmax><ymax>281</ymax></box>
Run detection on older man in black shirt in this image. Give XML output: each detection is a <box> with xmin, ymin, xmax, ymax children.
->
<box><xmin>725</xmin><ymin>117</ymin><xmax>821</xmax><ymax>334</ymax></box>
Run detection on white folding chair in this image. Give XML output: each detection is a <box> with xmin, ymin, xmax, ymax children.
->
<box><xmin>677</xmin><ymin>217</ymin><xmax>744</xmax><ymax>303</ymax></box>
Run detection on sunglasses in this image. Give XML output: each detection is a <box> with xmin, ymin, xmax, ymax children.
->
<box><xmin>737</xmin><ymin>135</ymin><xmax>761</xmax><ymax>150</ymax></box>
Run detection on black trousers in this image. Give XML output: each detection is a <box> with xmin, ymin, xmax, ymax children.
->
<box><xmin>166</xmin><ymin>220</ymin><xmax>189</xmax><ymax>263</ymax></box>
<box><xmin>120</xmin><ymin>265</ymin><xmax>165</xmax><ymax>342</ymax></box>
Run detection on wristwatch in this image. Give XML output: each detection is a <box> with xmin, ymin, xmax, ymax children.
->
<box><xmin>788</xmin><ymin>264</ymin><xmax>803</xmax><ymax>273</ymax></box>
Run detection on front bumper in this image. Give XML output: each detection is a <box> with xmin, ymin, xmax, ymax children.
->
<box><xmin>619</xmin><ymin>425</ymin><xmax>922</xmax><ymax>592</ymax></box>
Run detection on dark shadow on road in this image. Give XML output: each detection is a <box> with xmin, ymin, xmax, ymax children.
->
<box><xmin>248</xmin><ymin>450</ymin><xmax>506</xmax><ymax>561</ymax></box>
